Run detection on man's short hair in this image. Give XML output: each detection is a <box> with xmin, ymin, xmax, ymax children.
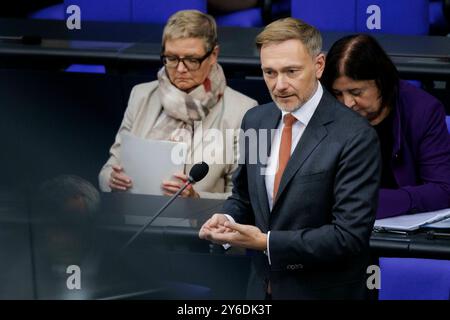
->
<box><xmin>162</xmin><ymin>10</ymin><xmax>218</xmax><ymax>53</ymax></box>
<box><xmin>255</xmin><ymin>17</ymin><xmax>322</xmax><ymax>57</ymax></box>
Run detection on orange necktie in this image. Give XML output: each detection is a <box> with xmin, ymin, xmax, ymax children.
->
<box><xmin>273</xmin><ymin>113</ymin><xmax>297</xmax><ymax>200</ymax></box>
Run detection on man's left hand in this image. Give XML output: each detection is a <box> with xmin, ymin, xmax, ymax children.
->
<box><xmin>205</xmin><ymin>221</ymin><xmax>267</xmax><ymax>251</ymax></box>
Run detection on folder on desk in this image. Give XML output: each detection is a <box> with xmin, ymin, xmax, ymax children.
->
<box><xmin>374</xmin><ymin>208</ymin><xmax>450</xmax><ymax>232</ymax></box>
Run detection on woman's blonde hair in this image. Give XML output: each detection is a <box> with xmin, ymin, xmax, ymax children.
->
<box><xmin>162</xmin><ymin>10</ymin><xmax>218</xmax><ymax>53</ymax></box>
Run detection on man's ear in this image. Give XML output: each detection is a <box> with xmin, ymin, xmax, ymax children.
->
<box><xmin>315</xmin><ymin>53</ymin><xmax>326</xmax><ymax>79</ymax></box>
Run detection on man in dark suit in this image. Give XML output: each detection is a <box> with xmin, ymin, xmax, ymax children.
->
<box><xmin>199</xmin><ymin>18</ymin><xmax>381</xmax><ymax>299</ymax></box>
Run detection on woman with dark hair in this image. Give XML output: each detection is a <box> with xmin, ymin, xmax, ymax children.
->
<box><xmin>322</xmin><ymin>34</ymin><xmax>450</xmax><ymax>219</ymax></box>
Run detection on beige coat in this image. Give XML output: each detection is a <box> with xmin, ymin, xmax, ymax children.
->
<box><xmin>98</xmin><ymin>81</ymin><xmax>257</xmax><ymax>199</ymax></box>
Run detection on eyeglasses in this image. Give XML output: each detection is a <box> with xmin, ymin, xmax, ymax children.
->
<box><xmin>161</xmin><ymin>47</ymin><xmax>214</xmax><ymax>71</ymax></box>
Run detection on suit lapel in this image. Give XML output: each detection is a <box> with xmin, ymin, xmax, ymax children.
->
<box><xmin>255</xmin><ymin>104</ymin><xmax>281</xmax><ymax>226</ymax></box>
<box><xmin>272</xmin><ymin>92</ymin><xmax>334</xmax><ymax>210</ymax></box>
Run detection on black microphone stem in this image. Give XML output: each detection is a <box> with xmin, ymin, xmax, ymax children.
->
<box><xmin>120</xmin><ymin>180</ymin><xmax>192</xmax><ymax>252</ymax></box>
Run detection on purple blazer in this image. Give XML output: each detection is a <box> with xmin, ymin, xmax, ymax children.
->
<box><xmin>377</xmin><ymin>80</ymin><xmax>450</xmax><ymax>219</ymax></box>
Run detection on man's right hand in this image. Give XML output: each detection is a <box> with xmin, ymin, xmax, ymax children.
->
<box><xmin>199</xmin><ymin>213</ymin><xmax>232</xmax><ymax>244</ymax></box>
<box><xmin>109</xmin><ymin>165</ymin><xmax>133</xmax><ymax>191</ymax></box>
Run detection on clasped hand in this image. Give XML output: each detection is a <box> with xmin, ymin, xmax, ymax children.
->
<box><xmin>199</xmin><ymin>214</ymin><xmax>267</xmax><ymax>251</ymax></box>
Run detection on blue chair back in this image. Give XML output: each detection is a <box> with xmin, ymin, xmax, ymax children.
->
<box><xmin>379</xmin><ymin>258</ymin><xmax>450</xmax><ymax>300</ymax></box>
<box><xmin>64</xmin><ymin>0</ymin><xmax>132</xmax><ymax>22</ymax></box>
<box><xmin>446</xmin><ymin>115</ymin><xmax>450</xmax><ymax>133</ymax></box>
<box><xmin>31</xmin><ymin>0</ymin><xmax>276</xmax><ymax>27</ymax></box>
<box><xmin>291</xmin><ymin>0</ymin><xmax>357</xmax><ymax>32</ymax></box>
<box><xmin>291</xmin><ymin>0</ymin><xmax>429</xmax><ymax>34</ymax></box>
<box><xmin>356</xmin><ymin>0</ymin><xmax>429</xmax><ymax>35</ymax></box>
<box><xmin>62</xmin><ymin>0</ymin><xmax>206</xmax><ymax>24</ymax></box>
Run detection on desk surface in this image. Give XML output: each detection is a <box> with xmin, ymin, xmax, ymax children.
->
<box><xmin>97</xmin><ymin>193</ymin><xmax>450</xmax><ymax>260</ymax></box>
<box><xmin>1</xmin><ymin>19</ymin><xmax>449</xmax><ymax>79</ymax></box>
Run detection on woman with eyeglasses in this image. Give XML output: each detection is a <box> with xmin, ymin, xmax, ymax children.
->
<box><xmin>99</xmin><ymin>10</ymin><xmax>257</xmax><ymax>199</ymax></box>
<box><xmin>322</xmin><ymin>34</ymin><xmax>450</xmax><ymax>219</ymax></box>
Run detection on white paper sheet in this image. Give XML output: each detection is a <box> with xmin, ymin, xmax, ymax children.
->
<box><xmin>422</xmin><ymin>217</ymin><xmax>450</xmax><ymax>229</ymax></box>
<box><xmin>121</xmin><ymin>133</ymin><xmax>187</xmax><ymax>196</ymax></box>
<box><xmin>374</xmin><ymin>207</ymin><xmax>450</xmax><ymax>231</ymax></box>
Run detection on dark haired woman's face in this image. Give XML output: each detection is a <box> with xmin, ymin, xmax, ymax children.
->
<box><xmin>332</xmin><ymin>76</ymin><xmax>388</xmax><ymax>125</ymax></box>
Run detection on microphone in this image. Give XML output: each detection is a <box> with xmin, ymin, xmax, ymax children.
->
<box><xmin>186</xmin><ymin>161</ymin><xmax>209</xmax><ymax>183</ymax></box>
<box><xmin>120</xmin><ymin>162</ymin><xmax>209</xmax><ymax>251</ymax></box>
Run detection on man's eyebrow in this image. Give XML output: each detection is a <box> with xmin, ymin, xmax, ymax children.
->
<box><xmin>261</xmin><ymin>65</ymin><xmax>303</xmax><ymax>71</ymax></box>
<box><xmin>282</xmin><ymin>65</ymin><xmax>303</xmax><ymax>70</ymax></box>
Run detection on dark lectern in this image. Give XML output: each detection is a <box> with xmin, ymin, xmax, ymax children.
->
<box><xmin>1</xmin><ymin>191</ymin><xmax>250</xmax><ymax>299</ymax></box>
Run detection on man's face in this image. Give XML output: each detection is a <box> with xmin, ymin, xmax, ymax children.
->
<box><xmin>260</xmin><ymin>39</ymin><xmax>325</xmax><ymax>112</ymax></box>
<box><xmin>163</xmin><ymin>38</ymin><xmax>218</xmax><ymax>93</ymax></box>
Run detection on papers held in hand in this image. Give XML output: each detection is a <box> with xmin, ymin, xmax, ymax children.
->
<box><xmin>121</xmin><ymin>133</ymin><xmax>187</xmax><ymax>196</ymax></box>
<box><xmin>374</xmin><ymin>207</ymin><xmax>450</xmax><ymax>232</ymax></box>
